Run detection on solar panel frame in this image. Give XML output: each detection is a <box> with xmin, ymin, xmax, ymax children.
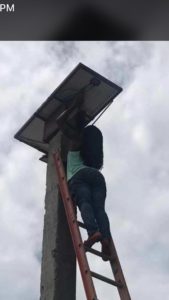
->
<box><xmin>14</xmin><ymin>63</ymin><xmax>122</xmax><ymax>153</ymax></box>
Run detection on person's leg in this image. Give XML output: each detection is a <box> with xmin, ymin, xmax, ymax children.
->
<box><xmin>92</xmin><ymin>175</ymin><xmax>111</xmax><ymax>239</ymax></box>
<box><xmin>91</xmin><ymin>173</ymin><xmax>113</xmax><ymax>260</ymax></box>
<box><xmin>69</xmin><ymin>179</ymin><xmax>99</xmax><ymax>237</ymax></box>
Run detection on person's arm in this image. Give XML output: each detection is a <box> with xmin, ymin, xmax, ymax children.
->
<box><xmin>67</xmin><ymin>111</ymin><xmax>86</xmax><ymax>150</ymax></box>
<box><xmin>56</xmin><ymin>91</ymin><xmax>86</xmax><ymax>148</ymax></box>
<box><xmin>56</xmin><ymin>89</ymin><xmax>85</xmax><ymax>127</ymax></box>
<box><xmin>69</xmin><ymin>138</ymin><xmax>81</xmax><ymax>151</ymax></box>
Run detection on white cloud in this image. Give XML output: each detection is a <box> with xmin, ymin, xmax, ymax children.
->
<box><xmin>0</xmin><ymin>41</ymin><xmax>169</xmax><ymax>300</ymax></box>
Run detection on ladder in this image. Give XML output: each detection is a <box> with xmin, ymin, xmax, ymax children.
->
<box><xmin>53</xmin><ymin>151</ymin><xmax>131</xmax><ymax>300</ymax></box>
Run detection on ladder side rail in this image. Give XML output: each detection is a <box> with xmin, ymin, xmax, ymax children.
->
<box><xmin>109</xmin><ymin>237</ymin><xmax>131</xmax><ymax>300</ymax></box>
<box><xmin>53</xmin><ymin>152</ymin><xmax>98</xmax><ymax>300</ymax></box>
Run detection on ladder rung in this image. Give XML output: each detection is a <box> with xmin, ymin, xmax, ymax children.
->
<box><xmin>90</xmin><ymin>271</ymin><xmax>123</xmax><ymax>288</ymax></box>
<box><xmin>85</xmin><ymin>246</ymin><xmax>112</xmax><ymax>262</ymax></box>
<box><xmin>78</xmin><ymin>222</ymin><xmax>116</xmax><ymax>262</ymax></box>
<box><xmin>77</xmin><ymin>221</ymin><xmax>87</xmax><ymax>229</ymax></box>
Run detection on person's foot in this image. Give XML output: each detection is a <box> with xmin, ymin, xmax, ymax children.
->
<box><xmin>101</xmin><ymin>238</ymin><xmax>113</xmax><ymax>261</ymax></box>
<box><xmin>84</xmin><ymin>231</ymin><xmax>102</xmax><ymax>248</ymax></box>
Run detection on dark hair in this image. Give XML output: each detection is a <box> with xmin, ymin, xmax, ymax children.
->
<box><xmin>80</xmin><ymin>125</ymin><xmax>103</xmax><ymax>169</ymax></box>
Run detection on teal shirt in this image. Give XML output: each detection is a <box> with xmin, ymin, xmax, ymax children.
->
<box><xmin>67</xmin><ymin>151</ymin><xmax>86</xmax><ymax>181</ymax></box>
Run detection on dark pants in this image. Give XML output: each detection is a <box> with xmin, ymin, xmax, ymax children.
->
<box><xmin>68</xmin><ymin>168</ymin><xmax>111</xmax><ymax>239</ymax></box>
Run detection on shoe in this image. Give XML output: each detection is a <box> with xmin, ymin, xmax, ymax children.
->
<box><xmin>84</xmin><ymin>231</ymin><xmax>102</xmax><ymax>248</ymax></box>
<box><xmin>101</xmin><ymin>238</ymin><xmax>113</xmax><ymax>261</ymax></box>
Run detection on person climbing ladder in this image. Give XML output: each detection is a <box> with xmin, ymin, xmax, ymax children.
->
<box><xmin>57</xmin><ymin>99</ymin><xmax>113</xmax><ymax>260</ymax></box>
<box><xmin>67</xmin><ymin>124</ymin><xmax>113</xmax><ymax>260</ymax></box>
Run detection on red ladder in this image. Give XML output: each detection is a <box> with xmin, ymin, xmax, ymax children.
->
<box><xmin>53</xmin><ymin>151</ymin><xmax>131</xmax><ymax>300</ymax></box>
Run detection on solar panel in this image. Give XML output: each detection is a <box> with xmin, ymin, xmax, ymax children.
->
<box><xmin>14</xmin><ymin>63</ymin><xmax>122</xmax><ymax>153</ymax></box>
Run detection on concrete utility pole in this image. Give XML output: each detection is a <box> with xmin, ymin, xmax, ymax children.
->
<box><xmin>14</xmin><ymin>63</ymin><xmax>122</xmax><ymax>300</ymax></box>
<box><xmin>40</xmin><ymin>134</ymin><xmax>76</xmax><ymax>300</ymax></box>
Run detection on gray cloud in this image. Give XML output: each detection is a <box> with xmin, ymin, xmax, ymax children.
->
<box><xmin>0</xmin><ymin>42</ymin><xmax>169</xmax><ymax>300</ymax></box>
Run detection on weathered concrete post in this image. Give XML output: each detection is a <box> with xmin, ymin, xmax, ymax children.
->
<box><xmin>40</xmin><ymin>133</ymin><xmax>76</xmax><ymax>300</ymax></box>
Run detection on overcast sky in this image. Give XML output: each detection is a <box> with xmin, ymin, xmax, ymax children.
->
<box><xmin>0</xmin><ymin>42</ymin><xmax>169</xmax><ymax>300</ymax></box>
